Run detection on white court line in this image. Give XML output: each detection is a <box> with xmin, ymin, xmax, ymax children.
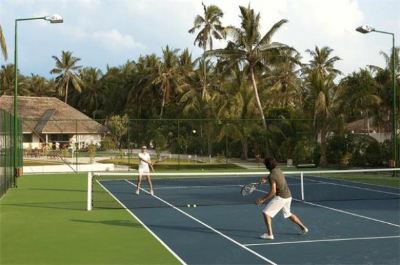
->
<box><xmin>154</xmin><ymin>184</ymin><xmax>240</xmax><ymax>190</ymax></box>
<box><xmin>293</xmin><ymin>175</ymin><xmax>400</xmax><ymax>196</ymax></box>
<box><xmin>305</xmin><ymin>176</ymin><xmax>400</xmax><ymax>190</ymax></box>
<box><xmin>244</xmin><ymin>235</ymin><xmax>400</xmax><ymax>246</ymax></box>
<box><xmin>255</xmin><ymin>188</ymin><xmax>400</xmax><ymax>228</ymax></box>
<box><xmin>301</xmin><ymin>200</ymin><xmax>400</xmax><ymax>228</ymax></box>
<box><xmin>95</xmin><ymin>180</ymin><xmax>187</xmax><ymax>265</ymax></box>
<box><xmin>126</xmin><ymin>180</ymin><xmax>278</xmax><ymax>265</ymax></box>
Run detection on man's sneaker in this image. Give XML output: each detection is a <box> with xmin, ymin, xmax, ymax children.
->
<box><xmin>150</xmin><ymin>190</ymin><xmax>154</xmax><ymax>196</ymax></box>
<box><xmin>301</xmin><ymin>227</ymin><xmax>309</xmax><ymax>235</ymax></box>
<box><xmin>135</xmin><ymin>189</ymin><xmax>140</xmax><ymax>195</ymax></box>
<box><xmin>259</xmin><ymin>233</ymin><xmax>274</xmax><ymax>240</ymax></box>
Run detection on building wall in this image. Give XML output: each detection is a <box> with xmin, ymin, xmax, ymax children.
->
<box><xmin>23</xmin><ymin>134</ymin><xmax>102</xmax><ymax>149</ymax></box>
<box><xmin>69</xmin><ymin>134</ymin><xmax>102</xmax><ymax>148</ymax></box>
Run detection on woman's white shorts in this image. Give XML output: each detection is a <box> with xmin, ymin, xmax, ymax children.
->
<box><xmin>138</xmin><ymin>166</ymin><xmax>150</xmax><ymax>175</ymax></box>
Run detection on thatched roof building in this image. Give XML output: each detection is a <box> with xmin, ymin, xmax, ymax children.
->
<box><xmin>0</xmin><ymin>96</ymin><xmax>105</xmax><ymax>149</ymax></box>
<box><xmin>0</xmin><ymin>96</ymin><xmax>105</xmax><ymax>134</ymax></box>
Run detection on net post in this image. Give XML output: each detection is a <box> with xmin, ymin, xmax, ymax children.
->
<box><xmin>87</xmin><ymin>172</ymin><xmax>93</xmax><ymax>211</ymax></box>
<box><xmin>300</xmin><ymin>171</ymin><xmax>304</xmax><ymax>201</ymax></box>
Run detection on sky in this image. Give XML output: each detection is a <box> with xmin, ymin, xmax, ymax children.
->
<box><xmin>0</xmin><ymin>0</ymin><xmax>399</xmax><ymax>78</ymax></box>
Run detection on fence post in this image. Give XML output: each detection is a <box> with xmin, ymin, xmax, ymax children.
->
<box><xmin>178</xmin><ymin>120</ymin><xmax>180</xmax><ymax>170</ymax></box>
<box><xmin>87</xmin><ymin>172</ymin><xmax>92</xmax><ymax>211</ymax></box>
<box><xmin>76</xmin><ymin>120</ymin><xmax>78</xmax><ymax>172</ymax></box>
<box><xmin>127</xmin><ymin>120</ymin><xmax>130</xmax><ymax>170</ymax></box>
<box><xmin>301</xmin><ymin>171</ymin><xmax>304</xmax><ymax>201</ymax></box>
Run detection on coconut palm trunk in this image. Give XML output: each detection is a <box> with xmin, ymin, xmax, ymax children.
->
<box><xmin>250</xmin><ymin>68</ymin><xmax>267</xmax><ymax>128</ymax></box>
<box><xmin>241</xmin><ymin>137</ymin><xmax>249</xmax><ymax>160</ymax></box>
<box><xmin>64</xmin><ymin>81</ymin><xmax>69</xmax><ymax>103</ymax></box>
<box><xmin>319</xmin><ymin>128</ymin><xmax>328</xmax><ymax>166</ymax></box>
<box><xmin>160</xmin><ymin>88</ymin><xmax>167</xmax><ymax>118</ymax></box>
<box><xmin>202</xmin><ymin>54</ymin><xmax>207</xmax><ymax>99</ymax></box>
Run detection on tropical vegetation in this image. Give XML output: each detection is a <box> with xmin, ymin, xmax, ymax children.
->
<box><xmin>0</xmin><ymin>4</ymin><xmax>399</xmax><ymax>167</ymax></box>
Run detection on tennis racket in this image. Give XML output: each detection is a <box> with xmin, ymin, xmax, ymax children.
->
<box><xmin>241</xmin><ymin>182</ymin><xmax>260</xmax><ymax>196</ymax></box>
<box><xmin>149</xmin><ymin>160</ymin><xmax>161</xmax><ymax>172</ymax></box>
<box><xmin>241</xmin><ymin>176</ymin><xmax>269</xmax><ymax>196</ymax></box>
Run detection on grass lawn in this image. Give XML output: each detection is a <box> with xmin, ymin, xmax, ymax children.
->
<box><xmin>23</xmin><ymin>160</ymin><xmax>66</xmax><ymax>166</ymax></box>
<box><xmin>0</xmin><ymin>173</ymin><xmax>179</xmax><ymax>265</ymax></box>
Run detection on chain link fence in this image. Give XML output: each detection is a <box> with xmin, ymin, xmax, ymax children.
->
<box><xmin>0</xmin><ymin>109</ymin><xmax>22</xmax><ymax>197</ymax></box>
<box><xmin>18</xmin><ymin>117</ymin><xmax>398</xmax><ymax>171</ymax></box>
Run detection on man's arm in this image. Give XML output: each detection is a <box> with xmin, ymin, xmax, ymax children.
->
<box><xmin>256</xmin><ymin>179</ymin><xmax>276</xmax><ymax>205</ymax></box>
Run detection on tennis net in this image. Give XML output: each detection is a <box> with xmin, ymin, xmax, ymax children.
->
<box><xmin>87</xmin><ymin>168</ymin><xmax>400</xmax><ymax>211</ymax></box>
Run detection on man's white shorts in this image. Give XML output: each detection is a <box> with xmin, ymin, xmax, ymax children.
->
<box><xmin>138</xmin><ymin>166</ymin><xmax>150</xmax><ymax>175</ymax></box>
<box><xmin>263</xmin><ymin>196</ymin><xmax>292</xmax><ymax>218</ymax></box>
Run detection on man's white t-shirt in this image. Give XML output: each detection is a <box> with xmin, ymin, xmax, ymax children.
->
<box><xmin>138</xmin><ymin>152</ymin><xmax>151</xmax><ymax>172</ymax></box>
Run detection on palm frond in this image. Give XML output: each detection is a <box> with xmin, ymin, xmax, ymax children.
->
<box><xmin>204</xmin><ymin>48</ymin><xmax>245</xmax><ymax>60</ymax></box>
<box><xmin>0</xmin><ymin>25</ymin><xmax>7</xmax><ymax>60</ymax></box>
<box><xmin>258</xmin><ymin>42</ymin><xmax>290</xmax><ymax>52</ymax></box>
<box><xmin>258</xmin><ymin>19</ymin><xmax>288</xmax><ymax>47</ymax></box>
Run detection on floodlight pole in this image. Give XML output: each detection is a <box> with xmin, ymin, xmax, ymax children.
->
<box><xmin>356</xmin><ymin>26</ymin><xmax>397</xmax><ymax>172</ymax></box>
<box><xmin>13</xmin><ymin>16</ymin><xmax>63</xmax><ymax>184</ymax></box>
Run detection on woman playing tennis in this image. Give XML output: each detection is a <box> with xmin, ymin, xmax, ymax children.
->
<box><xmin>136</xmin><ymin>145</ymin><xmax>154</xmax><ymax>195</ymax></box>
<box><xmin>256</xmin><ymin>157</ymin><xmax>309</xmax><ymax>240</ymax></box>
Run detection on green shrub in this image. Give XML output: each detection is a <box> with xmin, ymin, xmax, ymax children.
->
<box><xmin>365</xmin><ymin>141</ymin><xmax>383</xmax><ymax>166</ymax></box>
<box><xmin>327</xmin><ymin>135</ymin><xmax>347</xmax><ymax>165</ymax></box>
<box><xmin>294</xmin><ymin>137</ymin><xmax>319</xmax><ymax>165</ymax></box>
<box><xmin>101</xmin><ymin>136</ymin><xmax>117</xmax><ymax>150</ymax></box>
<box><xmin>88</xmin><ymin>144</ymin><xmax>97</xmax><ymax>163</ymax></box>
<box><xmin>346</xmin><ymin>134</ymin><xmax>378</xmax><ymax>166</ymax></box>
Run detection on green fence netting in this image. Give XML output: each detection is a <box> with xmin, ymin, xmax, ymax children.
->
<box><xmin>0</xmin><ymin>109</ymin><xmax>22</xmax><ymax>197</ymax></box>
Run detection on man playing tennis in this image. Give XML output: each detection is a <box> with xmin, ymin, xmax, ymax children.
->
<box><xmin>136</xmin><ymin>145</ymin><xmax>154</xmax><ymax>195</ymax></box>
<box><xmin>256</xmin><ymin>157</ymin><xmax>308</xmax><ymax>240</ymax></box>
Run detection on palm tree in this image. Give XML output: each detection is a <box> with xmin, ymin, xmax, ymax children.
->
<box><xmin>264</xmin><ymin>49</ymin><xmax>303</xmax><ymax>111</ymax></box>
<box><xmin>154</xmin><ymin>46</ymin><xmax>183</xmax><ymax>118</ymax></box>
<box><xmin>180</xmin><ymin>60</ymin><xmax>224</xmax><ymax>159</ymax></box>
<box><xmin>101</xmin><ymin>65</ymin><xmax>129</xmax><ymax>116</ymax></box>
<box><xmin>75</xmin><ymin>67</ymin><xmax>103</xmax><ymax>118</ymax></box>
<box><xmin>50</xmin><ymin>50</ymin><xmax>82</xmax><ymax>103</ymax></box>
<box><xmin>125</xmin><ymin>55</ymin><xmax>160</xmax><ymax>118</ymax></box>
<box><xmin>21</xmin><ymin>74</ymin><xmax>54</xmax><ymax>97</ymax></box>
<box><xmin>218</xmin><ymin>65</ymin><xmax>259</xmax><ymax>159</ymax></box>
<box><xmin>340</xmin><ymin>69</ymin><xmax>381</xmax><ymax>133</ymax></box>
<box><xmin>303</xmin><ymin>46</ymin><xmax>342</xmax><ymax>166</ymax></box>
<box><xmin>0</xmin><ymin>64</ymin><xmax>14</xmax><ymax>95</ymax></box>
<box><xmin>189</xmin><ymin>2</ymin><xmax>225</xmax><ymax>99</ymax></box>
<box><xmin>0</xmin><ymin>24</ymin><xmax>7</xmax><ymax>60</ymax></box>
<box><xmin>206</xmin><ymin>5</ymin><xmax>290</xmax><ymax>128</ymax></box>
<box><xmin>368</xmin><ymin>48</ymin><xmax>400</xmax><ymax>131</ymax></box>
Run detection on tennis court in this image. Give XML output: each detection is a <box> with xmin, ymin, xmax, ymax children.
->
<box><xmin>89</xmin><ymin>169</ymin><xmax>400</xmax><ymax>264</ymax></box>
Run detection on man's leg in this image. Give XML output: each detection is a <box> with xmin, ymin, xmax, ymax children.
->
<box><xmin>260</xmin><ymin>197</ymin><xmax>282</xmax><ymax>239</ymax></box>
<box><xmin>288</xmin><ymin>214</ymin><xmax>308</xmax><ymax>233</ymax></box>
<box><xmin>262</xmin><ymin>212</ymin><xmax>273</xmax><ymax>236</ymax></box>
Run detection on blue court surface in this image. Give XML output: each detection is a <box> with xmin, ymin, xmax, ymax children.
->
<box><xmin>96</xmin><ymin>175</ymin><xmax>400</xmax><ymax>264</ymax></box>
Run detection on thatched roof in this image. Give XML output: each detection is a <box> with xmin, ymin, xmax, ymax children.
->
<box><xmin>0</xmin><ymin>96</ymin><xmax>105</xmax><ymax>134</ymax></box>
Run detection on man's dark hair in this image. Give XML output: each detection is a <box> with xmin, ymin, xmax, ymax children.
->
<box><xmin>264</xmin><ymin>157</ymin><xmax>278</xmax><ymax>171</ymax></box>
